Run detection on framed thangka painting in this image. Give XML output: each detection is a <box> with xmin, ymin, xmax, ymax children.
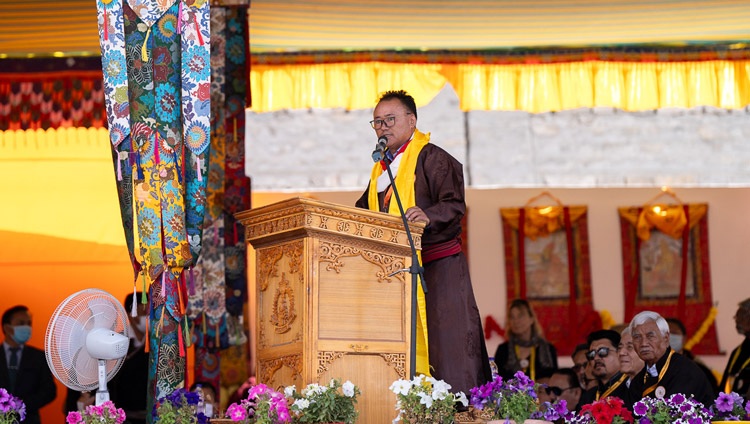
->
<box><xmin>619</xmin><ymin>201</ymin><xmax>719</xmax><ymax>354</ymax></box>
<box><xmin>501</xmin><ymin>201</ymin><xmax>600</xmax><ymax>355</ymax></box>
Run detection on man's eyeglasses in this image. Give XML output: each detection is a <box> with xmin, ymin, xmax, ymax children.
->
<box><xmin>545</xmin><ymin>386</ymin><xmax>574</xmax><ymax>396</ymax></box>
<box><xmin>586</xmin><ymin>347</ymin><xmax>612</xmax><ymax>360</ymax></box>
<box><xmin>369</xmin><ymin>113</ymin><xmax>412</xmax><ymax>129</ymax></box>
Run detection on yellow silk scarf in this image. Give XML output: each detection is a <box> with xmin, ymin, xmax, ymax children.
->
<box><xmin>367</xmin><ymin>129</ymin><xmax>430</xmax><ymax>376</ymax></box>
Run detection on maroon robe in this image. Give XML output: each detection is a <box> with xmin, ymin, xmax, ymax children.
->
<box><xmin>356</xmin><ymin>143</ymin><xmax>492</xmax><ymax>394</ymax></box>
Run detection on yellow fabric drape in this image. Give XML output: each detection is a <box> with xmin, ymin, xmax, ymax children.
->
<box><xmin>366</xmin><ymin>129</ymin><xmax>431</xmax><ymax>376</ymax></box>
<box><xmin>249</xmin><ymin>60</ymin><xmax>750</xmax><ymax>113</ymax></box>
<box><xmin>618</xmin><ymin>204</ymin><xmax>708</xmax><ymax>241</ymax></box>
<box><xmin>500</xmin><ymin>206</ymin><xmax>587</xmax><ymax>240</ymax></box>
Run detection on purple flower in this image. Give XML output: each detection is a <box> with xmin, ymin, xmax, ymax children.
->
<box><xmin>634</xmin><ymin>401</ymin><xmax>648</xmax><ymax>415</ymax></box>
<box><xmin>716</xmin><ymin>392</ymin><xmax>734</xmax><ymax>413</ymax></box>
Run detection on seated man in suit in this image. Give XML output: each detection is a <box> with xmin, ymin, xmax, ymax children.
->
<box><xmin>1</xmin><ymin>305</ymin><xmax>57</xmax><ymax>424</ymax></box>
<box><xmin>629</xmin><ymin>311</ymin><xmax>714</xmax><ymax>407</ymax></box>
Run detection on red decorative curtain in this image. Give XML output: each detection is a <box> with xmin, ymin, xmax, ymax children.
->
<box><xmin>501</xmin><ymin>205</ymin><xmax>600</xmax><ymax>355</ymax></box>
<box><xmin>619</xmin><ymin>203</ymin><xmax>720</xmax><ymax>354</ymax></box>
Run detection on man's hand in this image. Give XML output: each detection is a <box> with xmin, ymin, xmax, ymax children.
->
<box><xmin>405</xmin><ymin>206</ymin><xmax>430</xmax><ymax>225</ymax></box>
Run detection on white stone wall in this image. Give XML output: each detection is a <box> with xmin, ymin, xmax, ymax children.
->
<box><xmin>246</xmin><ymin>85</ymin><xmax>750</xmax><ymax>190</ymax></box>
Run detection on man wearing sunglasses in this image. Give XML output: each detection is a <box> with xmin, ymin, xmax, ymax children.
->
<box><xmin>577</xmin><ymin>329</ymin><xmax>628</xmax><ymax>410</ymax></box>
<box><xmin>629</xmin><ymin>311</ymin><xmax>714</xmax><ymax>407</ymax></box>
<box><xmin>547</xmin><ymin>368</ymin><xmax>582</xmax><ymax>412</ymax></box>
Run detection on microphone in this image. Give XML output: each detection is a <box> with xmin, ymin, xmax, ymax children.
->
<box><xmin>371</xmin><ymin>136</ymin><xmax>388</xmax><ymax>163</ymax></box>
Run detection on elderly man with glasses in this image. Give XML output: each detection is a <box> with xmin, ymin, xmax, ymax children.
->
<box><xmin>629</xmin><ymin>311</ymin><xmax>714</xmax><ymax>407</ymax></box>
<box><xmin>576</xmin><ymin>329</ymin><xmax>628</xmax><ymax>410</ymax></box>
<box><xmin>356</xmin><ymin>90</ymin><xmax>492</xmax><ymax>396</ymax></box>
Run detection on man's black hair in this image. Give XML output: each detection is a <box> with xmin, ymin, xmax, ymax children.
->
<box><xmin>665</xmin><ymin>317</ymin><xmax>687</xmax><ymax>335</ymax></box>
<box><xmin>378</xmin><ymin>90</ymin><xmax>417</xmax><ymax>119</ymax></box>
<box><xmin>586</xmin><ymin>329</ymin><xmax>621</xmax><ymax>349</ymax></box>
<box><xmin>553</xmin><ymin>367</ymin><xmax>580</xmax><ymax>390</ymax></box>
<box><xmin>2</xmin><ymin>305</ymin><xmax>28</xmax><ymax>326</ymax></box>
<box><xmin>124</xmin><ymin>292</ymin><xmax>146</xmax><ymax>312</ymax></box>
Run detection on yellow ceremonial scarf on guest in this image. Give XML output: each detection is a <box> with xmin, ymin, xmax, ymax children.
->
<box><xmin>367</xmin><ymin>128</ymin><xmax>430</xmax><ymax>376</ymax></box>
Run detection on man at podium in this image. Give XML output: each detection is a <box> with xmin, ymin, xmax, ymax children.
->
<box><xmin>355</xmin><ymin>90</ymin><xmax>492</xmax><ymax>395</ymax></box>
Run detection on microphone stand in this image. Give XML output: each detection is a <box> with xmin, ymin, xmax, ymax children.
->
<box><xmin>372</xmin><ymin>148</ymin><xmax>428</xmax><ymax>378</ymax></box>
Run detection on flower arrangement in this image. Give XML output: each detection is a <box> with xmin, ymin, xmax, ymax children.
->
<box><xmin>0</xmin><ymin>389</ymin><xmax>25</xmax><ymax>424</ymax></box>
<box><xmin>285</xmin><ymin>378</ymin><xmax>360</xmax><ymax>424</ymax></box>
<box><xmin>531</xmin><ymin>399</ymin><xmax>573</xmax><ymax>423</ymax></box>
<box><xmin>65</xmin><ymin>400</ymin><xmax>125</xmax><ymax>424</ymax></box>
<box><xmin>225</xmin><ymin>383</ymin><xmax>291</xmax><ymax>424</ymax></box>
<box><xmin>390</xmin><ymin>374</ymin><xmax>468</xmax><ymax>424</ymax></box>
<box><xmin>469</xmin><ymin>371</ymin><xmax>538</xmax><ymax>422</ymax></box>
<box><xmin>632</xmin><ymin>393</ymin><xmax>712</xmax><ymax>424</ymax></box>
<box><xmin>711</xmin><ymin>391</ymin><xmax>750</xmax><ymax>421</ymax></box>
<box><xmin>568</xmin><ymin>396</ymin><xmax>632</xmax><ymax>424</ymax></box>
<box><xmin>153</xmin><ymin>388</ymin><xmax>209</xmax><ymax>424</ymax></box>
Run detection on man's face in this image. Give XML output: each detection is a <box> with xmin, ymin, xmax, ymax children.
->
<box><xmin>2</xmin><ymin>310</ymin><xmax>31</xmax><ymax>339</ymax></box>
<box><xmin>618</xmin><ymin>332</ymin><xmax>645</xmax><ymax>377</ymax></box>
<box><xmin>372</xmin><ymin>98</ymin><xmax>416</xmax><ymax>152</ymax></box>
<box><xmin>588</xmin><ymin>339</ymin><xmax>620</xmax><ymax>383</ymax></box>
<box><xmin>735</xmin><ymin>307</ymin><xmax>750</xmax><ymax>336</ymax></box>
<box><xmin>547</xmin><ymin>373</ymin><xmax>581</xmax><ymax>412</ymax></box>
<box><xmin>572</xmin><ymin>350</ymin><xmax>589</xmax><ymax>388</ymax></box>
<box><xmin>632</xmin><ymin>320</ymin><xmax>670</xmax><ymax>365</ymax></box>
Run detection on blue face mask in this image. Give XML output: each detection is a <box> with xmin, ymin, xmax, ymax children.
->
<box><xmin>11</xmin><ymin>325</ymin><xmax>31</xmax><ymax>344</ymax></box>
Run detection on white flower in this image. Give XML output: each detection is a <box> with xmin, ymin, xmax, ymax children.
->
<box><xmin>284</xmin><ymin>385</ymin><xmax>296</xmax><ymax>397</ymax></box>
<box><xmin>455</xmin><ymin>391</ymin><xmax>468</xmax><ymax>406</ymax></box>
<box><xmin>302</xmin><ymin>383</ymin><xmax>326</xmax><ymax>396</ymax></box>
<box><xmin>389</xmin><ymin>379</ymin><xmax>412</xmax><ymax>396</ymax></box>
<box><xmin>293</xmin><ymin>398</ymin><xmax>310</xmax><ymax>410</ymax></box>
<box><xmin>342</xmin><ymin>380</ymin><xmax>356</xmax><ymax>397</ymax></box>
<box><xmin>418</xmin><ymin>392</ymin><xmax>433</xmax><ymax>408</ymax></box>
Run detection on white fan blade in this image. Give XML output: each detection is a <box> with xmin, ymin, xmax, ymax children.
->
<box><xmin>88</xmin><ymin>297</ymin><xmax>116</xmax><ymax>330</ymax></box>
<box><xmin>74</xmin><ymin>348</ymin><xmax>98</xmax><ymax>387</ymax></box>
<box><xmin>56</xmin><ymin>315</ymin><xmax>88</xmax><ymax>370</ymax></box>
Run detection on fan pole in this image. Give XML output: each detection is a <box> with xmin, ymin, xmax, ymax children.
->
<box><xmin>95</xmin><ymin>359</ymin><xmax>111</xmax><ymax>405</ymax></box>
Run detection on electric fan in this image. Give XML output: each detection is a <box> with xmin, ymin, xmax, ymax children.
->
<box><xmin>45</xmin><ymin>288</ymin><xmax>131</xmax><ymax>405</ymax></box>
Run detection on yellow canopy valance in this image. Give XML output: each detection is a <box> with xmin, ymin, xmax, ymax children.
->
<box><xmin>250</xmin><ymin>60</ymin><xmax>750</xmax><ymax>113</ymax></box>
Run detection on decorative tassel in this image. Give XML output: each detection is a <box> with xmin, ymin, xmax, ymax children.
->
<box><xmin>141</xmin><ymin>27</ymin><xmax>152</xmax><ymax>62</ymax></box>
<box><xmin>174</xmin><ymin>150</ymin><xmax>182</xmax><ymax>184</ymax></box>
<box><xmin>116</xmin><ymin>153</ymin><xmax>123</xmax><ymax>181</ymax></box>
<box><xmin>161</xmin><ymin>271</ymin><xmax>166</xmax><ymax>298</ymax></box>
<box><xmin>193</xmin><ymin>14</ymin><xmax>204</xmax><ymax>45</ymax></box>
<box><xmin>141</xmin><ymin>270</ymin><xmax>148</xmax><ymax>303</ymax></box>
<box><xmin>131</xmin><ymin>285</ymin><xmax>137</xmax><ymax>318</ymax></box>
<box><xmin>144</xmin><ymin>320</ymin><xmax>150</xmax><ymax>353</ymax></box>
<box><xmin>183</xmin><ymin>316</ymin><xmax>192</xmax><ymax>348</ymax></box>
<box><xmin>178</xmin><ymin>323</ymin><xmax>185</xmax><ymax>357</ymax></box>
<box><xmin>154</xmin><ymin>132</ymin><xmax>161</xmax><ymax>164</ymax></box>
<box><xmin>202</xmin><ymin>312</ymin><xmax>207</xmax><ymax>334</ymax></box>
<box><xmin>103</xmin><ymin>8</ymin><xmax>109</xmax><ymax>40</ymax></box>
<box><xmin>136</xmin><ymin>153</ymin><xmax>144</xmax><ymax>180</ymax></box>
<box><xmin>187</xmin><ymin>267</ymin><xmax>195</xmax><ymax>296</ymax></box>
<box><xmin>177</xmin><ymin>2</ymin><xmax>183</xmax><ymax>35</ymax></box>
<box><xmin>215</xmin><ymin>322</ymin><xmax>220</xmax><ymax>347</ymax></box>
<box><xmin>233</xmin><ymin>118</ymin><xmax>237</xmax><ymax>143</ymax></box>
<box><xmin>196</xmin><ymin>156</ymin><xmax>202</xmax><ymax>182</ymax></box>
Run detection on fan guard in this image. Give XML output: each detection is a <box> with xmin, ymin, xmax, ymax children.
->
<box><xmin>45</xmin><ymin>288</ymin><xmax>130</xmax><ymax>392</ymax></box>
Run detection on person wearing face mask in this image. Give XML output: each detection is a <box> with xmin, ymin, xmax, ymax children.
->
<box><xmin>108</xmin><ymin>292</ymin><xmax>150</xmax><ymax>424</ymax></box>
<box><xmin>1</xmin><ymin>305</ymin><xmax>56</xmax><ymax>424</ymax></box>
<box><xmin>665</xmin><ymin>317</ymin><xmax>719</xmax><ymax>396</ymax></box>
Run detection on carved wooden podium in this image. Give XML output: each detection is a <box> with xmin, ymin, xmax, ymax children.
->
<box><xmin>236</xmin><ymin>197</ymin><xmax>423</xmax><ymax>424</ymax></box>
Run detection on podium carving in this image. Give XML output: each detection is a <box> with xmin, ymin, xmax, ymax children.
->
<box><xmin>236</xmin><ymin>197</ymin><xmax>423</xmax><ymax>423</ymax></box>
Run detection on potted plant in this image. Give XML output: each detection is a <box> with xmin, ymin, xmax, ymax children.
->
<box><xmin>390</xmin><ymin>374</ymin><xmax>468</xmax><ymax>424</ymax></box>
<box><xmin>711</xmin><ymin>391</ymin><xmax>750</xmax><ymax>422</ymax></box>
<box><xmin>285</xmin><ymin>378</ymin><xmax>360</xmax><ymax>424</ymax></box>
<box><xmin>632</xmin><ymin>393</ymin><xmax>712</xmax><ymax>424</ymax></box>
<box><xmin>568</xmin><ymin>396</ymin><xmax>632</xmax><ymax>423</ymax></box>
<box><xmin>0</xmin><ymin>389</ymin><xmax>25</xmax><ymax>424</ymax></box>
<box><xmin>65</xmin><ymin>400</ymin><xmax>125</xmax><ymax>424</ymax></box>
<box><xmin>224</xmin><ymin>383</ymin><xmax>291</xmax><ymax>424</ymax></box>
<box><xmin>153</xmin><ymin>388</ymin><xmax>210</xmax><ymax>424</ymax></box>
<box><xmin>469</xmin><ymin>371</ymin><xmax>543</xmax><ymax>423</ymax></box>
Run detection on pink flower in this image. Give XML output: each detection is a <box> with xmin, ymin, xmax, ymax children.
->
<box><xmin>227</xmin><ymin>403</ymin><xmax>248</xmax><ymax>421</ymax></box>
<box><xmin>65</xmin><ymin>411</ymin><xmax>83</xmax><ymax>424</ymax></box>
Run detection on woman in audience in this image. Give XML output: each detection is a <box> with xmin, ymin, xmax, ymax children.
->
<box><xmin>494</xmin><ymin>299</ymin><xmax>557</xmax><ymax>380</ymax></box>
